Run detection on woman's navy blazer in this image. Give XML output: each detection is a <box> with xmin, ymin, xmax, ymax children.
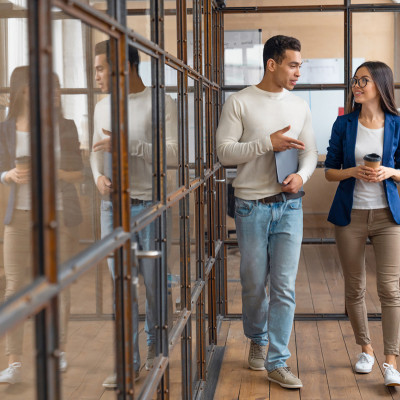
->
<box><xmin>325</xmin><ymin>109</ymin><xmax>400</xmax><ymax>226</ymax></box>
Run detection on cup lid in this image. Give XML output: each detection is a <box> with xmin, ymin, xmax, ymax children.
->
<box><xmin>363</xmin><ymin>153</ymin><xmax>381</xmax><ymax>162</ymax></box>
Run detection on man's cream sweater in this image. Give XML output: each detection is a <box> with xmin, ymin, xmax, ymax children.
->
<box><xmin>216</xmin><ymin>85</ymin><xmax>318</xmax><ymax>200</ymax></box>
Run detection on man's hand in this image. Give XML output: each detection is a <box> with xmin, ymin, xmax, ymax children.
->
<box><xmin>281</xmin><ymin>173</ymin><xmax>303</xmax><ymax>194</ymax></box>
<box><xmin>270</xmin><ymin>125</ymin><xmax>305</xmax><ymax>152</ymax></box>
<box><xmin>97</xmin><ymin>175</ymin><xmax>112</xmax><ymax>196</ymax></box>
<box><xmin>93</xmin><ymin>129</ymin><xmax>112</xmax><ymax>152</ymax></box>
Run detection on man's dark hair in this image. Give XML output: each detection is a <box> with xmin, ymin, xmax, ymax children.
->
<box><xmin>262</xmin><ymin>35</ymin><xmax>301</xmax><ymax>71</ymax></box>
<box><xmin>94</xmin><ymin>40</ymin><xmax>140</xmax><ymax>68</ymax></box>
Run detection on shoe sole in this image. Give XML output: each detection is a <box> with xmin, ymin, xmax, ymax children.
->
<box><xmin>103</xmin><ymin>384</ymin><xmax>117</xmax><ymax>389</ymax></box>
<box><xmin>386</xmin><ymin>382</ymin><xmax>400</xmax><ymax>386</ymax></box>
<box><xmin>249</xmin><ymin>365</ymin><xmax>265</xmax><ymax>371</ymax></box>
<box><xmin>268</xmin><ymin>376</ymin><xmax>303</xmax><ymax>389</ymax></box>
<box><xmin>354</xmin><ymin>367</ymin><xmax>372</xmax><ymax>374</ymax></box>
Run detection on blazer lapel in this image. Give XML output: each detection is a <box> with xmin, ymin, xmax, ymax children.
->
<box><xmin>382</xmin><ymin>113</ymin><xmax>394</xmax><ymax>167</ymax></box>
<box><xmin>345</xmin><ymin>110</ymin><xmax>360</xmax><ymax>167</ymax></box>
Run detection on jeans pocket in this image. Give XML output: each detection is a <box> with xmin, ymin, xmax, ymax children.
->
<box><xmin>288</xmin><ymin>198</ymin><xmax>302</xmax><ymax>210</ymax></box>
<box><xmin>234</xmin><ymin>198</ymin><xmax>255</xmax><ymax>217</ymax></box>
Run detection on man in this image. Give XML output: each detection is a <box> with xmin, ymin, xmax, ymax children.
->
<box><xmin>216</xmin><ymin>35</ymin><xmax>317</xmax><ymax>389</ymax></box>
<box><xmin>90</xmin><ymin>40</ymin><xmax>178</xmax><ymax>388</ymax></box>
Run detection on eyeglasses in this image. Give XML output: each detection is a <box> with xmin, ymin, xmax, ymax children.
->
<box><xmin>350</xmin><ymin>77</ymin><xmax>371</xmax><ymax>88</ymax></box>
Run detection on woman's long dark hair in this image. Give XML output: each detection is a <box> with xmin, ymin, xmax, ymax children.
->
<box><xmin>346</xmin><ymin>61</ymin><xmax>399</xmax><ymax>116</ymax></box>
<box><xmin>7</xmin><ymin>66</ymin><xmax>29</xmax><ymax>121</ymax></box>
<box><xmin>7</xmin><ymin>66</ymin><xmax>63</xmax><ymax>121</ymax></box>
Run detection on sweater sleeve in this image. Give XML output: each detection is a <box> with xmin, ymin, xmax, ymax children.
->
<box><xmin>130</xmin><ymin>95</ymin><xmax>179</xmax><ymax>167</ymax></box>
<box><xmin>296</xmin><ymin>103</ymin><xmax>318</xmax><ymax>184</ymax></box>
<box><xmin>90</xmin><ymin>104</ymin><xmax>104</xmax><ymax>185</ymax></box>
<box><xmin>216</xmin><ymin>95</ymin><xmax>272</xmax><ymax>166</ymax></box>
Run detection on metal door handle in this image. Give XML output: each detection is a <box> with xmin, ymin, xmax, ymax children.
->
<box><xmin>131</xmin><ymin>242</ymin><xmax>161</xmax><ymax>259</ymax></box>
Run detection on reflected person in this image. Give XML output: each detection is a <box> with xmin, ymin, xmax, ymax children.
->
<box><xmin>0</xmin><ymin>67</ymin><xmax>83</xmax><ymax>384</ymax></box>
<box><xmin>90</xmin><ymin>41</ymin><xmax>178</xmax><ymax>388</ymax></box>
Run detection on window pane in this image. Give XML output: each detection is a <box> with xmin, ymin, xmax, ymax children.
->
<box><xmin>127</xmin><ymin>1</ymin><xmax>151</xmax><ymax>41</ymax></box>
<box><xmin>52</xmin><ymin>19</ymin><xmax>118</xmax><ymax>271</ymax></box>
<box><xmin>127</xmin><ymin>47</ymin><xmax>155</xmax><ymax>208</ymax></box>
<box><xmin>165</xmin><ymin>65</ymin><xmax>180</xmax><ymax>195</ymax></box>
<box><xmin>188</xmin><ymin>77</ymin><xmax>196</xmax><ymax>176</ymax></box>
<box><xmin>0</xmin><ymin>317</ymin><xmax>36</xmax><ymax>396</ymax></box>
<box><xmin>227</xmin><ymin>0</ymin><xmax>344</xmax><ymax>5</ymax></box>
<box><xmin>224</xmin><ymin>12</ymin><xmax>345</xmax><ymax>86</ymax></box>
<box><xmin>293</xmin><ymin>90</ymin><xmax>344</xmax><ymax>154</ymax></box>
<box><xmin>353</xmin><ymin>11</ymin><xmax>400</xmax><ymax>81</ymax></box>
<box><xmin>60</xmin><ymin>268</ymin><xmax>117</xmax><ymax>397</ymax></box>
<box><xmin>165</xmin><ymin>2</ymin><xmax>178</xmax><ymax>59</ymax></box>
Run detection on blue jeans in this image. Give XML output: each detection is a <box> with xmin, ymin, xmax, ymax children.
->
<box><xmin>234</xmin><ymin>196</ymin><xmax>303</xmax><ymax>372</ymax></box>
<box><xmin>100</xmin><ymin>200</ymin><xmax>156</xmax><ymax>371</ymax></box>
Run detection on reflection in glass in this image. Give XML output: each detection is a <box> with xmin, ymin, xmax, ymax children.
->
<box><xmin>60</xmin><ymin>269</ymin><xmax>116</xmax><ymax>398</ymax></box>
<box><xmin>187</xmin><ymin>0</ymin><xmax>194</xmax><ymax>69</ymax></box>
<box><xmin>169</xmin><ymin>337</ymin><xmax>183</xmax><ymax>398</ymax></box>
<box><xmin>188</xmin><ymin>77</ymin><xmax>196</xmax><ymax>175</ymax></box>
<box><xmin>165</xmin><ymin>65</ymin><xmax>180</xmax><ymax>195</ymax></box>
<box><xmin>224</xmin><ymin>12</ymin><xmax>344</xmax><ymax>86</ymax></box>
<box><xmin>0</xmin><ymin>318</ymin><xmax>36</xmax><ymax>397</ymax></box>
<box><xmin>0</xmin><ymin>65</ymin><xmax>35</xmax><ymax>384</ymax></box>
<box><xmin>167</xmin><ymin>201</ymin><xmax>181</xmax><ymax>331</ymax></box>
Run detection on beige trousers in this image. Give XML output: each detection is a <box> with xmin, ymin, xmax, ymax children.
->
<box><xmin>3</xmin><ymin>210</ymin><xmax>78</xmax><ymax>356</ymax></box>
<box><xmin>335</xmin><ymin>208</ymin><xmax>400</xmax><ymax>355</ymax></box>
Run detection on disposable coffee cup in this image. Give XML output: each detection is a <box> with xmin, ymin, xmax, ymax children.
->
<box><xmin>363</xmin><ymin>153</ymin><xmax>381</xmax><ymax>169</ymax></box>
<box><xmin>15</xmin><ymin>156</ymin><xmax>30</xmax><ymax>171</ymax></box>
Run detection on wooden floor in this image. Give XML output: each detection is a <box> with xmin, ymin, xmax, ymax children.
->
<box><xmin>0</xmin><ymin>214</ymin><xmax>392</xmax><ymax>399</ymax></box>
<box><xmin>214</xmin><ymin>320</ymin><xmax>400</xmax><ymax>400</ymax></box>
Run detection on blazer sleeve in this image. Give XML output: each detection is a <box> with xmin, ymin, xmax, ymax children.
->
<box><xmin>0</xmin><ymin>121</ymin><xmax>12</xmax><ymax>179</ymax></box>
<box><xmin>325</xmin><ymin>117</ymin><xmax>344</xmax><ymax>170</ymax></box>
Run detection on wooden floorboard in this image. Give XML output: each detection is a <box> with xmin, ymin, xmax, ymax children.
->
<box><xmin>215</xmin><ymin>321</ymin><xmax>397</xmax><ymax>400</ymax></box>
<box><xmin>295</xmin><ymin>321</ymin><xmax>330</xmax><ymax>399</ymax></box>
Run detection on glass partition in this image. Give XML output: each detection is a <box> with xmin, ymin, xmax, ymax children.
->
<box><xmin>353</xmin><ymin>11</ymin><xmax>399</xmax><ymax>81</ymax></box>
<box><xmin>223</xmin><ymin>12</ymin><xmax>345</xmax><ymax>86</ymax></box>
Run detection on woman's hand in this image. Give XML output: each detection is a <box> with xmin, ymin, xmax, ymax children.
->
<box><xmin>5</xmin><ymin>168</ymin><xmax>30</xmax><ymax>184</ymax></box>
<box><xmin>348</xmin><ymin>165</ymin><xmax>376</xmax><ymax>182</ymax></box>
<box><xmin>368</xmin><ymin>166</ymin><xmax>397</xmax><ymax>182</ymax></box>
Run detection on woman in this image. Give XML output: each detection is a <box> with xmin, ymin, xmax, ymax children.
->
<box><xmin>0</xmin><ymin>66</ymin><xmax>83</xmax><ymax>384</ymax></box>
<box><xmin>325</xmin><ymin>61</ymin><xmax>400</xmax><ymax>386</ymax></box>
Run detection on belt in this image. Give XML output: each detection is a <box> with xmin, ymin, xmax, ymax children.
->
<box><xmin>258</xmin><ymin>191</ymin><xmax>304</xmax><ymax>205</ymax></box>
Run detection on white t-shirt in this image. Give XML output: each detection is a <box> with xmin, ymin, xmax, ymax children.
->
<box><xmin>14</xmin><ymin>128</ymin><xmax>62</xmax><ymax>210</ymax></box>
<box><xmin>15</xmin><ymin>130</ymin><xmax>31</xmax><ymax>210</ymax></box>
<box><xmin>353</xmin><ymin>121</ymin><xmax>387</xmax><ymax>209</ymax></box>
<box><xmin>216</xmin><ymin>85</ymin><xmax>318</xmax><ymax>200</ymax></box>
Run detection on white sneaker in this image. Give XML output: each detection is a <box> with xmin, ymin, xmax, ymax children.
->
<box><xmin>102</xmin><ymin>371</ymin><xmax>140</xmax><ymax>389</ymax></box>
<box><xmin>383</xmin><ymin>363</ymin><xmax>400</xmax><ymax>386</ymax></box>
<box><xmin>0</xmin><ymin>362</ymin><xmax>22</xmax><ymax>384</ymax></box>
<box><xmin>59</xmin><ymin>352</ymin><xmax>68</xmax><ymax>372</ymax></box>
<box><xmin>354</xmin><ymin>352</ymin><xmax>374</xmax><ymax>373</ymax></box>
